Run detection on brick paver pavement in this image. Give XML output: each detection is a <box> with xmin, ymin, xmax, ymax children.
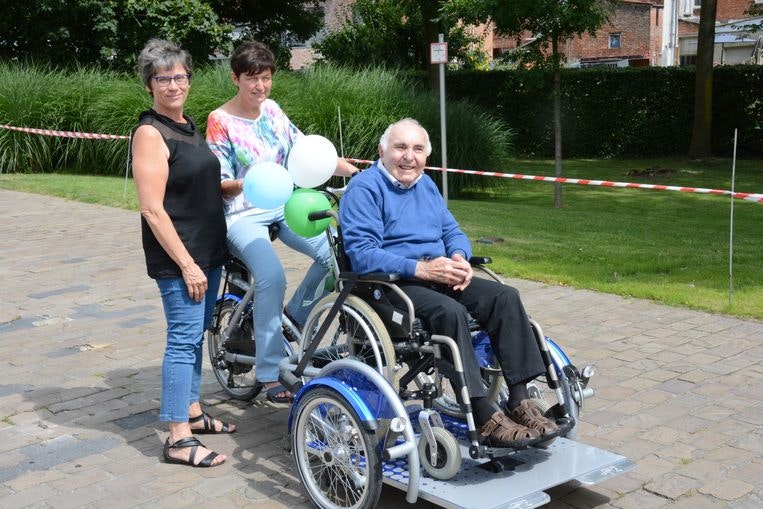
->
<box><xmin>1</xmin><ymin>189</ymin><xmax>761</xmax><ymax>508</ymax></box>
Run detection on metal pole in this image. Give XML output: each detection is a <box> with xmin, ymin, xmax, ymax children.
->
<box><xmin>438</xmin><ymin>33</ymin><xmax>448</xmax><ymax>205</ymax></box>
<box><xmin>337</xmin><ymin>105</ymin><xmax>346</xmax><ymax>186</ymax></box>
<box><xmin>124</xmin><ymin>132</ymin><xmax>132</xmax><ymax>200</ymax></box>
<box><xmin>729</xmin><ymin>128</ymin><xmax>737</xmax><ymax>306</ymax></box>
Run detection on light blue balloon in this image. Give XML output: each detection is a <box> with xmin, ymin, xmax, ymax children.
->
<box><xmin>242</xmin><ymin>162</ymin><xmax>294</xmax><ymax>210</ymax></box>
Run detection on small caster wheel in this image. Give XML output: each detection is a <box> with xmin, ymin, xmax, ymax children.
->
<box><xmin>418</xmin><ymin>427</ymin><xmax>461</xmax><ymax>480</ymax></box>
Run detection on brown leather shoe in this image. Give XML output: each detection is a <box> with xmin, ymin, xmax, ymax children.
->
<box><xmin>479</xmin><ymin>410</ymin><xmax>539</xmax><ymax>446</ymax></box>
<box><xmin>509</xmin><ymin>400</ymin><xmax>559</xmax><ymax>436</ymax></box>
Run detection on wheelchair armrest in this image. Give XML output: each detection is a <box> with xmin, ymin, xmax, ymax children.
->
<box><xmin>337</xmin><ymin>271</ymin><xmax>400</xmax><ymax>283</ymax></box>
<box><xmin>469</xmin><ymin>256</ymin><xmax>492</xmax><ymax>265</ymax></box>
<box><xmin>360</xmin><ymin>272</ymin><xmax>400</xmax><ymax>282</ymax></box>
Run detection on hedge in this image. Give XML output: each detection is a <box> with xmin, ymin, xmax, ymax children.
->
<box><xmin>444</xmin><ymin>65</ymin><xmax>763</xmax><ymax>158</ymax></box>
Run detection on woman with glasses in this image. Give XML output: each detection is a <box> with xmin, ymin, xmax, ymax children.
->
<box><xmin>131</xmin><ymin>39</ymin><xmax>235</xmax><ymax>468</ymax></box>
<box><xmin>205</xmin><ymin>40</ymin><xmax>357</xmax><ymax>404</ymax></box>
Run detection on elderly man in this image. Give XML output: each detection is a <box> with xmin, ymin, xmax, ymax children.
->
<box><xmin>338</xmin><ymin>118</ymin><xmax>558</xmax><ymax>446</ymax></box>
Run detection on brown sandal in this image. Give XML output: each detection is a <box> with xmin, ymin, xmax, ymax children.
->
<box><xmin>509</xmin><ymin>400</ymin><xmax>559</xmax><ymax>436</ymax></box>
<box><xmin>479</xmin><ymin>411</ymin><xmax>539</xmax><ymax>446</ymax></box>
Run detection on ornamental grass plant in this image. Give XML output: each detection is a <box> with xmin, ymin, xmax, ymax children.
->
<box><xmin>0</xmin><ymin>62</ymin><xmax>513</xmax><ymax>191</ymax></box>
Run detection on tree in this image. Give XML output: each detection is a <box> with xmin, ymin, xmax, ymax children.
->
<box><xmin>448</xmin><ymin>0</ymin><xmax>614</xmax><ymax>208</ymax></box>
<box><xmin>0</xmin><ymin>0</ymin><xmax>118</xmax><ymax>65</ymax></box>
<box><xmin>0</xmin><ymin>0</ymin><xmax>231</xmax><ymax>71</ymax></box>
<box><xmin>116</xmin><ymin>0</ymin><xmax>232</xmax><ymax>69</ymax></box>
<box><xmin>746</xmin><ymin>1</ymin><xmax>763</xmax><ymax>29</ymax></box>
<box><xmin>687</xmin><ymin>0</ymin><xmax>718</xmax><ymax>159</ymax></box>
<box><xmin>315</xmin><ymin>0</ymin><xmax>487</xmax><ymax>79</ymax></box>
<box><xmin>208</xmin><ymin>0</ymin><xmax>324</xmax><ymax>68</ymax></box>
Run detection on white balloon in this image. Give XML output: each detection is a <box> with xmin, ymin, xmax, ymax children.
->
<box><xmin>287</xmin><ymin>135</ymin><xmax>338</xmax><ymax>189</ymax></box>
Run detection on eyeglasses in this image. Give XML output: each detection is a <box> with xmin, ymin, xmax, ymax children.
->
<box><xmin>151</xmin><ymin>73</ymin><xmax>191</xmax><ymax>87</ymax></box>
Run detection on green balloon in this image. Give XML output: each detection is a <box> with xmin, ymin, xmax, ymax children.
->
<box><xmin>284</xmin><ymin>188</ymin><xmax>332</xmax><ymax>238</ymax></box>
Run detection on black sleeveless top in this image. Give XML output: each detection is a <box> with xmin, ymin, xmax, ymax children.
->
<box><xmin>134</xmin><ymin>109</ymin><xmax>229</xmax><ymax>279</ymax></box>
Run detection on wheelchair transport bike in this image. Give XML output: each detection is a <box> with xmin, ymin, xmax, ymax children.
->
<box><xmin>206</xmin><ymin>223</ymin><xmax>302</xmax><ymax>401</ymax></box>
<box><xmin>210</xmin><ymin>187</ymin><xmax>634</xmax><ymax>509</ymax></box>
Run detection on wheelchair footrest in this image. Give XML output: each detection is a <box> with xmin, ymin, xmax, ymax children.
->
<box><xmin>476</xmin><ymin>455</ymin><xmax>523</xmax><ymax>473</ymax></box>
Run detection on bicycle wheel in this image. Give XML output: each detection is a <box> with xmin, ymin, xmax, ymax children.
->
<box><xmin>292</xmin><ymin>387</ymin><xmax>382</xmax><ymax>509</ymax></box>
<box><xmin>207</xmin><ymin>298</ymin><xmax>262</xmax><ymax>400</ymax></box>
<box><xmin>298</xmin><ymin>294</ymin><xmax>397</xmax><ymax>386</ymax></box>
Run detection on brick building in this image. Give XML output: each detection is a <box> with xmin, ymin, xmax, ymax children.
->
<box><xmin>489</xmin><ymin>1</ymin><xmax>661</xmax><ymax>67</ymax></box>
<box><xmin>566</xmin><ymin>0</ymin><xmax>659</xmax><ymax>67</ymax></box>
<box><xmin>291</xmin><ymin>0</ymin><xmax>762</xmax><ymax>69</ymax></box>
<box><xmin>673</xmin><ymin>0</ymin><xmax>763</xmax><ymax>65</ymax></box>
<box><xmin>490</xmin><ymin>0</ymin><xmax>761</xmax><ymax>67</ymax></box>
<box><xmin>289</xmin><ymin>0</ymin><xmax>354</xmax><ymax>69</ymax></box>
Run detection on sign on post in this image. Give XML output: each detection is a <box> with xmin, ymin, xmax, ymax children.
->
<box><xmin>430</xmin><ymin>42</ymin><xmax>448</xmax><ymax>65</ymax></box>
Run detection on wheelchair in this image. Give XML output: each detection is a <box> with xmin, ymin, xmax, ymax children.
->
<box><xmin>275</xmin><ymin>192</ymin><xmax>633</xmax><ymax>509</ymax></box>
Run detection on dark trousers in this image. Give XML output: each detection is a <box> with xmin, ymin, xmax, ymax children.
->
<box><xmin>394</xmin><ymin>277</ymin><xmax>545</xmax><ymax>399</ymax></box>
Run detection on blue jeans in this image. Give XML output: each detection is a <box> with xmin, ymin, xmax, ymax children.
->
<box><xmin>227</xmin><ymin>209</ymin><xmax>332</xmax><ymax>382</ymax></box>
<box><xmin>156</xmin><ymin>266</ymin><xmax>222</xmax><ymax>423</ymax></box>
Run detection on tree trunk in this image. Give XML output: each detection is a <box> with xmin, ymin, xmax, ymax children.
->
<box><xmin>688</xmin><ymin>0</ymin><xmax>718</xmax><ymax>159</ymax></box>
<box><xmin>552</xmin><ymin>35</ymin><xmax>563</xmax><ymax>209</ymax></box>
<box><xmin>419</xmin><ymin>0</ymin><xmax>441</xmax><ymax>91</ymax></box>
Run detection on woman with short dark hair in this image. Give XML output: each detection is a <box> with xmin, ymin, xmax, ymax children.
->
<box><xmin>206</xmin><ymin>40</ymin><xmax>357</xmax><ymax>403</ymax></box>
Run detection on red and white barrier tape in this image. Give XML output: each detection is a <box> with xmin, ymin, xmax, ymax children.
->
<box><xmin>347</xmin><ymin>158</ymin><xmax>763</xmax><ymax>205</ymax></box>
<box><xmin>0</xmin><ymin>124</ymin><xmax>129</xmax><ymax>140</ymax></box>
<box><xmin>1</xmin><ymin>124</ymin><xmax>760</xmax><ymax>205</ymax></box>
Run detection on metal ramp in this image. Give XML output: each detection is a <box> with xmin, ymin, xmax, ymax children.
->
<box><xmin>382</xmin><ymin>437</ymin><xmax>634</xmax><ymax>509</ymax></box>
<box><xmin>382</xmin><ymin>409</ymin><xmax>634</xmax><ymax>508</ymax></box>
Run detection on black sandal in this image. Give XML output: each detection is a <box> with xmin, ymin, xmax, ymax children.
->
<box><xmin>163</xmin><ymin>437</ymin><xmax>223</xmax><ymax>468</ymax></box>
<box><xmin>189</xmin><ymin>412</ymin><xmax>235</xmax><ymax>434</ymax></box>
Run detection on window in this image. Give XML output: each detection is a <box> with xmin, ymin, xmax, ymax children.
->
<box><xmin>679</xmin><ymin>36</ymin><xmax>698</xmax><ymax>66</ymax></box>
<box><xmin>680</xmin><ymin>55</ymin><xmax>698</xmax><ymax>66</ymax></box>
<box><xmin>693</xmin><ymin>0</ymin><xmax>701</xmax><ymax>6</ymax></box>
<box><xmin>609</xmin><ymin>33</ymin><xmax>622</xmax><ymax>49</ymax></box>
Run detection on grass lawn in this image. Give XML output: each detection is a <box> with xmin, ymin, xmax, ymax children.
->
<box><xmin>2</xmin><ymin>156</ymin><xmax>761</xmax><ymax>320</ymax></box>
<box><xmin>454</xmin><ymin>157</ymin><xmax>763</xmax><ymax>320</ymax></box>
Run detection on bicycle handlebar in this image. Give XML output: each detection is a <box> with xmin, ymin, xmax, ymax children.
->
<box><xmin>324</xmin><ymin>185</ymin><xmax>348</xmax><ymax>195</ymax></box>
<box><xmin>308</xmin><ymin>209</ymin><xmax>338</xmax><ymax>221</ymax></box>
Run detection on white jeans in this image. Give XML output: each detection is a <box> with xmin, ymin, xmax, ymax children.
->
<box><xmin>226</xmin><ymin>209</ymin><xmax>331</xmax><ymax>382</ymax></box>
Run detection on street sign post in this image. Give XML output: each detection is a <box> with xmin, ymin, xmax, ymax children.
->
<box><xmin>430</xmin><ymin>35</ymin><xmax>448</xmax><ymax>204</ymax></box>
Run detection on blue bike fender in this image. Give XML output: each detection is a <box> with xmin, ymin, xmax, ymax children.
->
<box><xmin>546</xmin><ymin>336</ymin><xmax>572</xmax><ymax>373</ymax></box>
<box><xmin>288</xmin><ymin>372</ymin><xmax>396</xmax><ymax>432</ymax></box>
<box><xmin>218</xmin><ymin>293</ymin><xmax>242</xmax><ymax>304</ymax></box>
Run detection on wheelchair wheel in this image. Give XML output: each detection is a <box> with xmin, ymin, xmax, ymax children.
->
<box><xmin>207</xmin><ymin>298</ymin><xmax>262</xmax><ymax>400</ymax></box>
<box><xmin>299</xmin><ymin>294</ymin><xmax>397</xmax><ymax>386</ymax></box>
<box><xmin>292</xmin><ymin>387</ymin><xmax>382</xmax><ymax>509</ymax></box>
<box><xmin>418</xmin><ymin>426</ymin><xmax>462</xmax><ymax>480</ymax></box>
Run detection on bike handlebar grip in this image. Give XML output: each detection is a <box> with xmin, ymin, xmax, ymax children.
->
<box><xmin>307</xmin><ymin>210</ymin><xmax>331</xmax><ymax>221</ymax></box>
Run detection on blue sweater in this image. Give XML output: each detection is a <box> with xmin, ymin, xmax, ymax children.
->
<box><xmin>338</xmin><ymin>161</ymin><xmax>472</xmax><ymax>278</ymax></box>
